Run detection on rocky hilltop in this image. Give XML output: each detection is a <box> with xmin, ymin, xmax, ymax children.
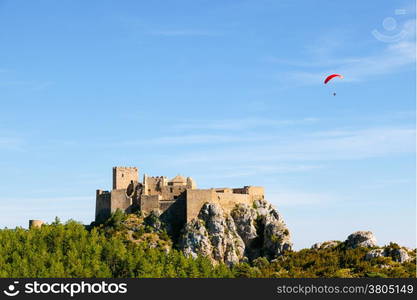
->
<box><xmin>311</xmin><ymin>230</ymin><xmax>414</xmax><ymax>264</ymax></box>
<box><xmin>92</xmin><ymin>197</ymin><xmax>415</xmax><ymax>276</ymax></box>
<box><xmin>179</xmin><ymin>199</ymin><xmax>292</xmax><ymax>265</ymax></box>
<box><xmin>96</xmin><ymin>198</ymin><xmax>292</xmax><ymax>265</ymax></box>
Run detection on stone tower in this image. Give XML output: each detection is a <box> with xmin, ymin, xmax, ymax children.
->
<box><xmin>112</xmin><ymin>167</ymin><xmax>139</xmax><ymax>190</ymax></box>
<box><xmin>29</xmin><ymin>220</ymin><xmax>44</xmax><ymax>229</ymax></box>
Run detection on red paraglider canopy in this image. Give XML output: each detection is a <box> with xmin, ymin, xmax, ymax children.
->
<box><xmin>324</xmin><ymin>74</ymin><xmax>344</xmax><ymax>84</ymax></box>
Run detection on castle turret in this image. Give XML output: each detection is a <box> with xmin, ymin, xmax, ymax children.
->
<box><xmin>143</xmin><ymin>173</ymin><xmax>148</xmax><ymax>195</ymax></box>
<box><xmin>186</xmin><ymin>177</ymin><xmax>197</xmax><ymax>189</ymax></box>
<box><xmin>29</xmin><ymin>220</ymin><xmax>44</xmax><ymax>229</ymax></box>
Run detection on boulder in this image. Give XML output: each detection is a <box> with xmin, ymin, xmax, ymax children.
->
<box><xmin>365</xmin><ymin>249</ymin><xmax>385</xmax><ymax>260</ymax></box>
<box><xmin>365</xmin><ymin>246</ymin><xmax>411</xmax><ymax>263</ymax></box>
<box><xmin>345</xmin><ymin>231</ymin><xmax>377</xmax><ymax>249</ymax></box>
<box><xmin>311</xmin><ymin>240</ymin><xmax>340</xmax><ymax>250</ymax></box>
<box><xmin>390</xmin><ymin>248</ymin><xmax>410</xmax><ymax>263</ymax></box>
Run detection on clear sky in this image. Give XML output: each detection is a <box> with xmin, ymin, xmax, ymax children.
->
<box><xmin>0</xmin><ymin>0</ymin><xmax>415</xmax><ymax>249</ymax></box>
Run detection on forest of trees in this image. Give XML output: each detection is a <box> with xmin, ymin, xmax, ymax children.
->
<box><xmin>0</xmin><ymin>216</ymin><xmax>415</xmax><ymax>278</ymax></box>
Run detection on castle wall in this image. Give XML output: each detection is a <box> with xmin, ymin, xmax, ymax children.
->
<box><xmin>185</xmin><ymin>189</ymin><xmax>257</xmax><ymax>222</ymax></box>
<box><xmin>140</xmin><ymin>194</ymin><xmax>161</xmax><ymax>214</ymax></box>
<box><xmin>110</xmin><ymin>189</ymin><xmax>132</xmax><ymax>213</ymax></box>
<box><xmin>160</xmin><ymin>185</ymin><xmax>187</xmax><ymax>200</ymax></box>
<box><xmin>143</xmin><ymin>176</ymin><xmax>167</xmax><ymax>195</ymax></box>
<box><xmin>113</xmin><ymin>167</ymin><xmax>138</xmax><ymax>190</ymax></box>
<box><xmin>96</xmin><ymin>190</ymin><xmax>111</xmax><ymax>222</ymax></box>
<box><xmin>247</xmin><ymin>186</ymin><xmax>265</xmax><ymax>201</ymax></box>
<box><xmin>215</xmin><ymin>192</ymin><xmax>252</xmax><ymax>213</ymax></box>
<box><xmin>215</xmin><ymin>188</ymin><xmax>233</xmax><ymax>193</ymax></box>
<box><xmin>185</xmin><ymin>189</ymin><xmax>216</xmax><ymax>222</ymax></box>
<box><xmin>159</xmin><ymin>200</ymin><xmax>176</xmax><ymax>212</ymax></box>
<box><xmin>160</xmin><ymin>196</ymin><xmax>186</xmax><ymax>239</ymax></box>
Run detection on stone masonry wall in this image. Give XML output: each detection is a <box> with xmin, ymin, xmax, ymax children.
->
<box><xmin>113</xmin><ymin>167</ymin><xmax>138</xmax><ymax>190</ymax></box>
<box><xmin>96</xmin><ymin>190</ymin><xmax>111</xmax><ymax>222</ymax></box>
<box><xmin>140</xmin><ymin>194</ymin><xmax>160</xmax><ymax>214</ymax></box>
<box><xmin>110</xmin><ymin>189</ymin><xmax>132</xmax><ymax>213</ymax></box>
<box><xmin>185</xmin><ymin>189</ymin><xmax>254</xmax><ymax>222</ymax></box>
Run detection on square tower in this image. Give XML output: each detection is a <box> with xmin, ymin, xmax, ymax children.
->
<box><xmin>112</xmin><ymin>167</ymin><xmax>139</xmax><ymax>190</ymax></box>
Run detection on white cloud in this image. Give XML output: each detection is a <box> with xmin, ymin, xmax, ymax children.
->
<box><xmin>269</xmin><ymin>18</ymin><xmax>416</xmax><ymax>85</ymax></box>
<box><xmin>122</xmin><ymin>134</ymin><xmax>267</xmax><ymax>146</ymax></box>
<box><xmin>114</xmin><ymin>117</ymin><xmax>320</xmax><ymax>147</ymax></box>
<box><xmin>175</xmin><ymin>117</ymin><xmax>319</xmax><ymax>131</ymax></box>
<box><xmin>201</xmin><ymin>164</ymin><xmax>323</xmax><ymax>179</ymax></box>
<box><xmin>0</xmin><ymin>80</ymin><xmax>54</xmax><ymax>90</ymax></box>
<box><xmin>360</xmin><ymin>178</ymin><xmax>415</xmax><ymax>189</ymax></box>
<box><xmin>167</xmin><ymin>126</ymin><xmax>415</xmax><ymax>165</ymax></box>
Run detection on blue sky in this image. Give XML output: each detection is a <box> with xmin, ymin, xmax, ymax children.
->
<box><xmin>0</xmin><ymin>0</ymin><xmax>415</xmax><ymax>249</ymax></box>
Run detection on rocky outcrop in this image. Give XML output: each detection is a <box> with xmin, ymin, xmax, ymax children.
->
<box><xmin>311</xmin><ymin>240</ymin><xmax>340</xmax><ymax>250</ymax></box>
<box><xmin>312</xmin><ymin>231</ymin><xmax>413</xmax><ymax>264</ymax></box>
<box><xmin>365</xmin><ymin>249</ymin><xmax>385</xmax><ymax>260</ymax></box>
<box><xmin>365</xmin><ymin>244</ymin><xmax>412</xmax><ymax>263</ymax></box>
<box><xmin>103</xmin><ymin>213</ymin><xmax>173</xmax><ymax>252</ymax></box>
<box><xmin>179</xmin><ymin>200</ymin><xmax>292</xmax><ymax>265</ymax></box>
<box><xmin>179</xmin><ymin>203</ymin><xmax>245</xmax><ymax>265</ymax></box>
<box><xmin>388</xmin><ymin>248</ymin><xmax>411</xmax><ymax>263</ymax></box>
<box><xmin>345</xmin><ymin>231</ymin><xmax>377</xmax><ymax>249</ymax></box>
<box><xmin>252</xmin><ymin>199</ymin><xmax>292</xmax><ymax>259</ymax></box>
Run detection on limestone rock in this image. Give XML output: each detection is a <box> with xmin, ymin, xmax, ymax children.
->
<box><xmin>365</xmin><ymin>249</ymin><xmax>385</xmax><ymax>260</ymax></box>
<box><xmin>389</xmin><ymin>248</ymin><xmax>410</xmax><ymax>263</ymax></box>
<box><xmin>179</xmin><ymin>203</ymin><xmax>245</xmax><ymax>265</ymax></box>
<box><xmin>345</xmin><ymin>231</ymin><xmax>377</xmax><ymax>249</ymax></box>
<box><xmin>261</xmin><ymin>214</ymin><xmax>292</xmax><ymax>258</ymax></box>
<box><xmin>179</xmin><ymin>199</ymin><xmax>292</xmax><ymax>265</ymax></box>
<box><xmin>198</xmin><ymin>203</ymin><xmax>245</xmax><ymax>265</ymax></box>
<box><xmin>365</xmin><ymin>246</ymin><xmax>412</xmax><ymax>263</ymax></box>
<box><xmin>311</xmin><ymin>240</ymin><xmax>340</xmax><ymax>250</ymax></box>
<box><xmin>180</xmin><ymin>219</ymin><xmax>213</xmax><ymax>259</ymax></box>
<box><xmin>230</xmin><ymin>204</ymin><xmax>257</xmax><ymax>246</ymax></box>
<box><xmin>365</xmin><ymin>243</ymin><xmax>412</xmax><ymax>263</ymax></box>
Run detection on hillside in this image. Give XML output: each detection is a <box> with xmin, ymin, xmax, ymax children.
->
<box><xmin>0</xmin><ymin>207</ymin><xmax>415</xmax><ymax>278</ymax></box>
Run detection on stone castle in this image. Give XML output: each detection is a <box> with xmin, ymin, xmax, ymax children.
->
<box><xmin>95</xmin><ymin>167</ymin><xmax>264</xmax><ymax>226</ymax></box>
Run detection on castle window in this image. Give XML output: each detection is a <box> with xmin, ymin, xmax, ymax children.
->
<box><xmin>170</xmin><ymin>188</ymin><xmax>173</xmax><ymax>193</ymax></box>
<box><xmin>121</xmin><ymin>174</ymin><xmax>124</xmax><ymax>177</ymax></box>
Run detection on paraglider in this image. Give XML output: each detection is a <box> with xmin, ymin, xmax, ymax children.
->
<box><xmin>324</xmin><ymin>74</ymin><xmax>343</xmax><ymax>96</ymax></box>
<box><xmin>324</xmin><ymin>74</ymin><xmax>344</xmax><ymax>84</ymax></box>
